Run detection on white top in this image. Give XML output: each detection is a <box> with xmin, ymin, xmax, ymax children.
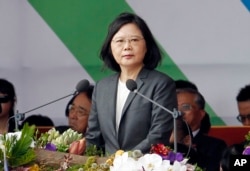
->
<box><xmin>192</xmin><ymin>129</ymin><xmax>200</xmax><ymax>137</ymax></box>
<box><xmin>116</xmin><ymin>79</ymin><xmax>130</xmax><ymax>132</ymax></box>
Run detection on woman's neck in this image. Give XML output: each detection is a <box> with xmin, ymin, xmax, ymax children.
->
<box><xmin>119</xmin><ymin>65</ymin><xmax>143</xmax><ymax>82</ymax></box>
<box><xmin>0</xmin><ymin>116</ymin><xmax>9</xmax><ymax>134</ymax></box>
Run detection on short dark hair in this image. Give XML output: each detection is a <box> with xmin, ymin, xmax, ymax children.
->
<box><xmin>0</xmin><ymin>78</ymin><xmax>16</xmax><ymax>118</ymax></box>
<box><xmin>175</xmin><ymin>80</ymin><xmax>198</xmax><ymax>91</ymax></box>
<box><xmin>21</xmin><ymin>114</ymin><xmax>54</xmax><ymax>127</ymax></box>
<box><xmin>100</xmin><ymin>12</ymin><xmax>162</xmax><ymax>72</ymax></box>
<box><xmin>236</xmin><ymin>84</ymin><xmax>250</xmax><ymax>102</ymax></box>
<box><xmin>65</xmin><ymin>84</ymin><xmax>94</xmax><ymax>117</ymax></box>
<box><xmin>176</xmin><ymin>88</ymin><xmax>205</xmax><ymax>110</ymax></box>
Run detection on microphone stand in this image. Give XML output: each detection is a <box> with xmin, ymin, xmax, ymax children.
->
<box><xmin>133</xmin><ymin>89</ymin><xmax>181</xmax><ymax>153</ymax></box>
<box><xmin>13</xmin><ymin>93</ymin><xmax>75</xmax><ymax>131</ymax></box>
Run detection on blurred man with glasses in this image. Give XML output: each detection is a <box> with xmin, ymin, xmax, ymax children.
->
<box><xmin>56</xmin><ymin>84</ymin><xmax>94</xmax><ymax>135</ymax></box>
<box><xmin>177</xmin><ymin>88</ymin><xmax>227</xmax><ymax>171</ymax></box>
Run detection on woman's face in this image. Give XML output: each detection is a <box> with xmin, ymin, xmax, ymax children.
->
<box><xmin>0</xmin><ymin>93</ymin><xmax>12</xmax><ymax>119</ymax></box>
<box><xmin>111</xmin><ymin>23</ymin><xmax>147</xmax><ymax>70</ymax></box>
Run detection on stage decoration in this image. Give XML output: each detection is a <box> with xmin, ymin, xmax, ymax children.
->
<box><xmin>0</xmin><ymin>124</ymin><xmax>36</xmax><ymax>169</ymax></box>
<box><xmin>35</xmin><ymin>127</ymin><xmax>83</xmax><ymax>154</ymax></box>
<box><xmin>0</xmin><ymin>125</ymin><xmax>203</xmax><ymax>170</ymax></box>
<box><xmin>243</xmin><ymin>131</ymin><xmax>250</xmax><ymax>155</ymax></box>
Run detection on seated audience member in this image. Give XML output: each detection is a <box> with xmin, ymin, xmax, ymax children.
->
<box><xmin>220</xmin><ymin>144</ymin><xmax>244</xmax><ymax>171</ymax></box>
<box><xmin>0</xmin><ymin>78</ymin><xmax>17</xmax><ymax>134</ymax></box>
<box><xmin>56</xmin><ymin>84</ymin><xmax>94</xmax><ymax>135</ymax></box>
<box><xmin>175</xmin><ymin>79</ymin><xmax>211</xmax><ymax>134</ymax></box>
<box><xmin>177</xmin><ymin>88</ymin><xmax>227</xmax><ymax>171</ymax></box>
<box><xmin>236</xmin><ymin>84</ymin><xmax>250</xmax><ymax>126</ymax></box>
<box><xmin>20</xmin><ymin>114</ymin><xmax>54</xmax><ymax>128</ymax></box>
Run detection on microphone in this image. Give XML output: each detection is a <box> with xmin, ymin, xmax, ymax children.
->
<box><xmin>126</xmin><ymin>79</ymin><xmax>181</xmax><ymax>153</ymax></box>
<box><xmin>11</xmin><ymin>79</ymin><xmax>90</xmax><ymax>131</ymax></box>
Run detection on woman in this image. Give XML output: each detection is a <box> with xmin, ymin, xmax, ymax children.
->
<box><xmin>0</xmin><ymin>78</ymin><xmax>17</xmax><ymax>134</ymax></box>
<box><xmin>85</xmin><ymin>12</ymin><xmax>177</xmax><ymax>154</ymax></box>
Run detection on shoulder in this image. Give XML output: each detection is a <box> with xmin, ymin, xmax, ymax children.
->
<box><xmin>93</xmin><ymin>74</ymin><xmax>119</xmax><ymax>91</ymax></box>
<box><xmin>198</xmin><ymin>133</ymin><xmax>227</xmax><ymax>147</ymax></box>
<box><xmin>139</xmin><ymin>68</ymin><xmax>174</xmax><ymax>84</ymax></box>
<box><xmin>96</xmin><ymin>73</ymin><xmax>118</xmax><ymax>85</ymax></box>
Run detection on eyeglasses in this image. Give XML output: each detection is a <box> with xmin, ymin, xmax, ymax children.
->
<box><xmin>68</xmin><ymin>104</ymin><xmax>89</xmax><ymax>117</ymax></box>
<box><xmin>112</xmin><ymin>36</ymin><xmax>144</xmax><ymax>47</ymax></box>
<box><xmin>236</xmin><ymin>114</ymin><xmax>250</xmax><ymax>122</ymax></box>
<box><xmin>0</xmin><ymin>95</ymin><xmax>11</xmax><ymax>103</ymax></box>
<box><xmin>178</xmin><ymin>104</ymin><xmax>193</xmax><ymax>112</ymax></box>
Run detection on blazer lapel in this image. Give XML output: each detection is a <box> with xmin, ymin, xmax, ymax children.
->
<box><xmin>107</xmin><ymin>74</ymin><xmax>120</xmax><ymax>139</ymax></box>
<box><xmin>121</xmin><ymin>68</ymin><xmax>147</xmax><ymax>116</ymax></box>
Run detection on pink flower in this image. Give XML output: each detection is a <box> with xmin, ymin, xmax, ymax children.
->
<box><xmin>68</xmin><ymin>138</ymin><xmax>86</xmax><ymax>155</ymax></box>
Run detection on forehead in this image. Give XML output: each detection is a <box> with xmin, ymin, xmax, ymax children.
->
<box><xmin>177</xmin><ymin>92</ymin><xmax>196</xmax><ymax>104</ymax></box>
<box><xmin>238</xmin><ymin>101</ymin><xmax>250</xmax><ymax>114</ymax></box>
<box><xmin>72</xmin><ymin>93</ymin><xmax>90</xmax><ymax>105</ymax></box>
<box><xmin>113</xmin><ymin>23</ymin><xmax>143</xmax><ymax>38</ymax></box>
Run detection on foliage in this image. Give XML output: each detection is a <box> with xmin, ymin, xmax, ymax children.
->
<box><xmin>0</xmin><ymin>123</ymin><xmax>36</xmax><ymax>168</ymax></box>
<box><xmin>243</xmin><ymin>131</ymin><xmax>250</xmax><ymax>155</ymax></box>
<box><xmin>1</xmin><ymin>125</ymin><xmax>205</xmax><ymax>170</ymax></box>
<box><xmin>245</xmin><ymin>131</ymin><xmax>250</xmax><ymax>145</ymax></box>
<box><xmin>36</xmin><ymin>128</ymin><xmax>82</xmax><ymax>152</ymax></box>
<box><xmin>85</xmin><ymin>144</ymin><xmax>104</xmax><ymax>157</ymax></box>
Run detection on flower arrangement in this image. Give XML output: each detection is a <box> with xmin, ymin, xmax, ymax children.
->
<box><xmin>76</xmin><ymin>144</ymin><xmax>202</xmax><ymax>171</ymax></box>
<box><xmin>1</xmin><ymin>125</ymin><xmax>202</xmax><ymax>171</ymax></box>
<box><xmin>35</xmin><ymin>127</ymin><xmax>85</xmax><ymax>155</ymax></box>
<box><xmin>243</xmin><ymin>131</ymin><xmax>250</xmax><ymax>155</ymax></box>
<box><xmin>0</xmin><ymin>124</ymin><xmax>36</xmax><ymax>170</ymax></box>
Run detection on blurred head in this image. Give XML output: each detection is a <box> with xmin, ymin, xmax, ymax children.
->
<box><xmin>65</xmin><ymin>85</ymin><xmax>94</xmax><ymax>134</ymax></box>
<box><xmin>175</xmin><ymin>79</ymin><xmax>198</xmax><ymax>91</ymax></box>
<box><xmin>176</xmin><ymin>88</ymin><xmax>206</xmax><ymax>132</ymax></box>
<box><xmin>236</xmin><ymin>84</ymin><xmax>250</xmax><ymax>126</ymax></box>
<box><xmin>21</xmin><ymin>114</ymin><xmax>54</xmax><ymax>127</ymax></box>
<box><xmin>100</xmin><ymin>12</ymin><xmax>162</xmax><ymax>72</ymax></box>
<box><xmin>175</xmin><ymin>80</ymin><xmax>211</xmax><ymax>134</ymax></box>
<box><xmin>0</xmin><ymin>79</ymin><xmax>16</xmax><ymax>119</ymax></box>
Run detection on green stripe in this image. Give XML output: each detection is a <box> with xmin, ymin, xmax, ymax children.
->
<box><xmin>28</xmin><ymin>0</ymin><xmax>225</xmax><ymax>125</ymax></box>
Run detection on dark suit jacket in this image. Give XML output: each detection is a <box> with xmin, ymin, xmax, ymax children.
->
<box><xmin>85</xmin><ymin>68</ymin><xmax>177</xmax><ymax>154</ymax></box>
<box><xmin>193</xmin><ymin>131</ymin><xmax>227</xmax><ymax>171</ymax></box>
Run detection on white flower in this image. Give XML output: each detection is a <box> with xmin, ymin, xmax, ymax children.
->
<box><xmin>172</xmin><ymin>160</ymin><xmax>187</xmax><ymax>171</ymax></box>
<box><xmin>109</xmin><ymin>151</ymin><xmax>193</xmax><ymax>171</ymax></box>
<box><xmin>110</xmin><ymin>152</ymin><xmax>142</xmax><ymax>171</ymax></box>
<box><xmin>138</xmin><ymin>154</ymin><xmax>162</xmax><ymax>170</ymax></box>
<box><xmin>5</xmin><ymin>131</ymin><xmax>22</xmax><ymax>140</ymax></box>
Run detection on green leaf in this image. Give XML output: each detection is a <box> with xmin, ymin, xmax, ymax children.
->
<box><xmin>6</xmin><ymin>123</ymin><xmax>36</xmax><ymax>167</ymax></box>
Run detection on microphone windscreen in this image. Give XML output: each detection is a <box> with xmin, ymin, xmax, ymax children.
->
<box><xmin>126</xmin><ymin>79</ymin><xmax>137</xmax><ymax>91</ymax></box>
<box><xmin>76</xmin><ymin>79</ymin><xmax>90</xmax><ymax>92</ymax></box>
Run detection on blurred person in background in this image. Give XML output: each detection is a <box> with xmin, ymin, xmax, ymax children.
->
<box><xmin>236</xmin><ymin>84</ymin><xmax>250</xmax><ymax>126</ymax></box>
<box><xmin>177</xmin><ymin>88</ymin><xmax>227</xmax><ymax>171</ymax></box>
<box><xmin>0</xmin><ymin>78</ymin><xmax>17</xmax><ymax>134</ymax></box>
<box><xmin>20</xmin><ymin>114</ymin><xmax>54</xmax><ymax>128</ymax></box>
<box><xmin>175</xmin><ymin>79</ymin><xmax>211</xmax><ymax>134</ymax></box>
<box><xmin>56</xmin><ymin>84</ymin><xmax>94</xmax><ymax>135</ymax></box>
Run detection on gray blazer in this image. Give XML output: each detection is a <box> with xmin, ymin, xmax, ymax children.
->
<box><xmin>85</xmin><ymin>68</ymin><xmax>177</xmax><ymax>154</ymax></box>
